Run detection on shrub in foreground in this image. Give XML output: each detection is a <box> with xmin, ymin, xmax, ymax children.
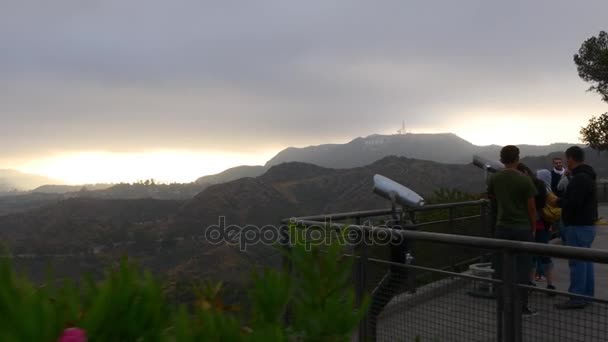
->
<box><xmin>0</xmin><ymin>233</ymin><xmax>367</xmax><ymax>341</ymax></box>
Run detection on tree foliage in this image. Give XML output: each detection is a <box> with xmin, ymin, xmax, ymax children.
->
<box><xmin>580</xmin><ymin>112</ymin><xmax>608</xmax><ymax>154</ymax></box>
<box><xmin>418</xmin><ymin>188</ymin><xmax>481</xmax><ymax>223</ymax></box>
<box><xmin>574</xmin><ymin>31</ymin><xmax>608</xmax><ymax>103</ymax></box>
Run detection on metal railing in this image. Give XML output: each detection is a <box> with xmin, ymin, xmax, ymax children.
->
<box><xmin>282</xmin><ymin>200</ymin><xmax>608</xmax><ymax>342</ymax></box>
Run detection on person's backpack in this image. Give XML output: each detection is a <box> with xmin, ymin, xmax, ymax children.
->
<box><xmin>541</xmin><ymin>191</ymin><xmax>562</xmax><ymax>224</ymax></box>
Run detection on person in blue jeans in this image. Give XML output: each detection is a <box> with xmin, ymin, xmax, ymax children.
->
<box><xmin>550</xmin><ymin>146</ymin><xmax>598</xmax><ymax>309</ymax></box>
<box><xmin>562</xmin><ymin>226</ymin><xmax>596</xmax><ymax>301</ymax></box>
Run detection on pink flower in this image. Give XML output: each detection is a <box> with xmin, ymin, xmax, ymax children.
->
<box><xmin>58</xmin><ymin>328</ymin><xmax>87</xmax><ymax>342</ymax></box>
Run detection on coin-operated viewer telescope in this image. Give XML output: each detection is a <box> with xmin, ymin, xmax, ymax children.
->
<box><xmin>373</xmin><ymin>174</ymin><xmax>425</xmax><ymax>209</ymax></box>
<box><xmin>473</xmin><ymin>155</ymin><xmax>504</xmax><ymax>182</ymax></box>
<box><xmin>371</xmin><ymin>174</ymin><xmax>425</xmax><ymax>267</ymax></box>
<box><xmin>369</xmin><ymin>174</ymin><xmax>425</xmax><ymax>336</ymax></box>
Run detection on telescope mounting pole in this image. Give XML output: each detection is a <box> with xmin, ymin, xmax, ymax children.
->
<box><xmin>389</xmin><ymin>191</ymin><xmax>399</xmax><ymax>222</ymax></box>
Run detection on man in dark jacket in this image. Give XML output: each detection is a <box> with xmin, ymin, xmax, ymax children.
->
<box><xmin>552</xmin><ymin>146</ymin><xmax>598</xmax><ymax>309</ymax></box>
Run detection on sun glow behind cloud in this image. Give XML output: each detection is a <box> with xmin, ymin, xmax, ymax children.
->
<box><xmin>17</xmin><ymin>150</ymin><xmax>276</xmax><ymax>185</ymax></box>
<box><xmin>447</xmin><ymin>111</ymin><xmax>586</xmax><ymax>146</ymax></box>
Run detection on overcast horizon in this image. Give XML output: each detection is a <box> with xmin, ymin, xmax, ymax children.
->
<box><xmin>2</xmin><ymin>0</ymin><xmax>607</xmax><ymax>184</ymax></box>
<box><xmin>1</xmin><ymin>132</ymin><xmax>589</xmax><ymax>185</ymax></box>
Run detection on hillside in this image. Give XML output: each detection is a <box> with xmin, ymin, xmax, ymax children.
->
<box><xmin>32</xmin><ymin>184</ymin><xmax>113</xmax><ymax>194</ymax></box>
<box><xmin>4</xmin><ymin>150</ymin><xmax>605</xmax><ymax>292</ymax></box>
<box><xmin>265</xmin><ymin>133</ymin><xmax>582</xmax><ymax>169</ymax></box>
<box><xmin>0</xmin><ymin>198</ymin><xmax>185</xmax><ymax>281</ymax></box>
<box><xmin>163</xmin><ymin>156</ymin><xmax>487</xmax><ymax>287</ymax></box>
<box><xmin>0</xmin><ymin>182</ymin><xmax>207</xmax><ymax>216</ymax></box>
<box><xmin>0</xmin><ymin>198</ymin><xmax>183</xmax><ymax>243</ymax></box>
<box><xmin>0</xmin><ymin>192</ymin><xmax>64</xmax><ymax>216</ymax></box>
<box><xmin>195</xmin><ymin>165</ymin><xmax>267</xmax><ymax>185</ymax></box>
<box><xmin>0</xmin><ymin>196</ymin><xmax>275</xmax><ymax>291</ymax></box>
<box><xmin>0</xmin><ymin>169</ymin><xmax>61</xmax><ymax>192</ymax></box>
<box><xmin>0</xmin><ymin>156</ymin><xmax>486</xmax><ymax>288</ymax></box>
<box><xmin>68</xmin><ymin>182</ymin><xmax>206</xmax><ymax>200</ymax></box>
<box><xmin>175</xmin><ymin>156</ymin><xmax>486</xmax><ymax>233</ymax></box>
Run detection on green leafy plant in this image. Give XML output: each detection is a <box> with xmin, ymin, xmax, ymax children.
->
<box><xmin>288</xmin><ymin>226</ymin><xmax>369</xmax><ymax>341</ymax></box>
<box><xmin>0</xmin><ymin>227</ymin><xmax>368</xmax><ymax>341</ymax></box>
<box><xmin>0</xmin><ymin>262</ymin><xmax>80</xmax><ymax>341</ymax></box>
<box><xmin>79</xmin><ymin>260</ymin><xmax>168</xmax><ymax>341</ymax></box>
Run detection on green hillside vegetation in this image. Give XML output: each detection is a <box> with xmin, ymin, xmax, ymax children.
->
<box><xmin>0</xmin><ymin>233</ymin><xmax>365</xmax><ymax>341</ymax></box>
<box><xmin>0</xmin><ymin>158</ymin><xmax>489</xmax><ymax>295</ymax></box>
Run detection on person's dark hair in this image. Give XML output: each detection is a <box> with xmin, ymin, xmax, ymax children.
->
<box><xmin>500</xmin><ymin>145</ymin><xmax>520</xmax><ymax>164</ymax></box>
<box><xmin>565</xmin><ymin>146</ymin><xmax>585</xmax><ymax>162</ymax></box>
<box><xmin>517</xmin><ymin>163</ymin><xmax>545</xmax><ymax>199</ymax></box>
<box><xmin>552</xmin><ymin>157</ymin><xmax>563</xmax><ymax>162</ymax></box>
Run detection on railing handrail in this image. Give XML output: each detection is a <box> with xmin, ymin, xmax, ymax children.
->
<box><xmin>284</xmin><ymin>199</ymin><xmax>489</xmax><ymax>222</ymax></box>
<box><xmin>287</xmin><ymin>219</ymin><xmax>608</xmax><ymax>263</ymax></box>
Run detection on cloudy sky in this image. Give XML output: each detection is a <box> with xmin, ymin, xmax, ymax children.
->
<box><xmin>2</xmin><ymin>0</ymin><xmax>607</xmax><ymax>183</ymax></box>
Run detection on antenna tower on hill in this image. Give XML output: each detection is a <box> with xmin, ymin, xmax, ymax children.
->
<box><xmin>396</xmin><ymin>120</ymin><xmax>408</xmax><ymax>135</ymax></box>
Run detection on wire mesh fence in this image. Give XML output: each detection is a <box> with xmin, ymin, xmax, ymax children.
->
<box><xmin>521</xmin><ymin>281</ymin><xmax>608</xmax><ymax>342</ymax></box>
<box><xmin>367</xmin><ymin>260</ymin><xmax>498</xmax><ymax>342</ymax></box>
<box><xmin>358</xmin><ymin>251</ymin><xmax>608</xmax><ymax>342</ymax></box>
<box><xmin>284</xmin><ymin>201</ymin><xmax>608</xmax><ymax>342</ymax></box>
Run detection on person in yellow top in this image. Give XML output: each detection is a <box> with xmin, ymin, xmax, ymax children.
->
<box><xmin>533</xmin><ymin>169</ymin><xmax>557</xmax><ymax>293</ymax></box>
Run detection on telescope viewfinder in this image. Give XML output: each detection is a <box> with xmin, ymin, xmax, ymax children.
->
<box><xmin>372</xmin><ymin>174</ymin><xmax>425</xmax><ymax>208</ymax></box>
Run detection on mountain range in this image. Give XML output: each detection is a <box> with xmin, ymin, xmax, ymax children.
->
<box><xmin>264</xmin><ymin>133</ymin><xmax>582</xmax><ymax>168</ymax></box>
<box><xmin>193</xmin><ymin>133</ymin><xmax>584</xmax><ymax>185</ymax></box>
<box><xmin>0</xmin><ymin>131</ymin><xmax>600</xmax><ymax>299</ymax></box>
<box><xmin>2</xmin><ymin>133</ymin><xmax>585</xmax><ymax>195</ymax></box>
<box><xmin>195</xmin><ymin>165</ymin><xmax>266</xmax><ymax>186</ymax></box>
<box><xmin>0</xmin><ymin>156</ymin><xmax>486</xmax><ymax>288</ymax></box>
<box><xmin>0</xmin><ymin>169</ymin><xmax>61</xmax><ymax>193</ymax></box>
<box><xmin>0</xmin><ymin>183</ymin><xmax>209</xmax><ymax>216</ymax></box>
<box><xmin>0</xmin><ymin>133</ymin><xmax>596</xmax><ymax>216</ymax></box>
<box><xmin>176</xmin><ymin>156</ymin><xmax>486</xmax><ymax>233</ymax></box>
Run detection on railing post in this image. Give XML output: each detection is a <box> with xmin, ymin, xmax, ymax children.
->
<box><xmin>480</xmin><ymin>202</ymin><xmax>486</xmax><ymax>236</ymax></box>
<box><xmin>448</xmin><ymin>207</ymin><xmax>454</xmax><ymax>234</ymax></box>
<box><xmin>480</xmin><ymin>202</ymin><xmax>491</xmax><ymax>263</ymax></box>
<box><xmin>280</xmin><ymin>223</ymin><xmax>292</xmax><ymax>326</ymax></box>
<box><xmin>496</xmin><ymin>278</ymin><xmax>503</xmax><ymax>342</ymax></box>
<box><xmin>355</xmin><ymin>217</ymin><xmax>369</xmax><ymax>341</ymax></box>
<box><xmin>448</xmin><ymin>207</ymin><xmax>457</xmax><ymax>271</ymax></box>
<box><xmin>500</xmin><ymin>249</ymin><xmax>521</xmax><ymax>342</ymax></box>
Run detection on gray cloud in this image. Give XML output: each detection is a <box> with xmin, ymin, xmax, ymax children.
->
<box><xmin>1</xmin><ymin>0</ymin><xmax>608</xmax><ymax>164</ymax></box>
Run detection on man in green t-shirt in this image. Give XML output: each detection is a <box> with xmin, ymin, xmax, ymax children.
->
<box><xmin>488</xmin><ymin>145</ymin><xmax>538</xmax><ymax>316</ymax></box>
